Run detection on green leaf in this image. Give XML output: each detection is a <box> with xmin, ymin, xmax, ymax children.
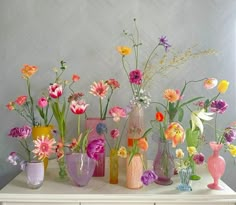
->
<box><xmin>178</xmin><ymin>107</ymin><xmax>184</xmax><ymax>122</ymax></box>
<box><xmin>179</xmin><ymin>97</ymin><xmax>204</xmax><ymax>108</ymax></box>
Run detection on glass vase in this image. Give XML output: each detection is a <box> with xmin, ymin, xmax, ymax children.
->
<box><xmin>177</xmin><ymin>167</ymin><xmax>192</xmax><ymax>191</ymax></box>
<box><xmin>126</xmin><ymin>153</ymin><xmax>143</xmax><ymax>189</ymax></box>
<box><xmin>153</xmin><ymin>136</ymin><xmax>175</xmax><ymax>185</ymax></box>
<box><xmin>207</xmin><ymin>141</ymin><xmax>226</xmax><ymax>190</ymax></box>
<box><xmin>66</xmin><ymin>153</ymin><xmax>96</xmax><ymax>187</ymax></box>
<box><xmin>32</xmin><ymin>125</ymin><xmax>54</xmax><ymax>171</ymax></box>
<box><xmin>85</xmin><ymin>117</ymin><xmax>105</xmax><ymax>177</ymax></box>
<box><xmin>109</xmin><ymin>148</ymin><xmax>119</xmax><ymax>184</ymax></box>
<box><xmin>58</xmin><ymin>155</ymin><xmax>68</xmax><ymax>180</ymax></box>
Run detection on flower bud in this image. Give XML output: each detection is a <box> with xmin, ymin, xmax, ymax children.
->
<box><xmin>217</xmin><ymin>80</ymin><xmax>229</xmax><ymax>93</ymax></box>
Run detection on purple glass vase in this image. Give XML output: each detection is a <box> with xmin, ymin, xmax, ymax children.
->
<box><xmin>66</xmin><ymin>153</ymin><xmax>96</xmax><ymax>187</ymax></box>
<box><xmin>85</xmin><ymin>117</ymin><xmax>105</xmax><ymax>177</ymax></box>
<box><xmin>25</xmin><ymin>161</ymin><xmax>44</xmax><ymax>189</ymax></box>
<box><xmin>153</xmin><ymin>136</ymin><xmax>175</xmax><ymax>185</ymax></box>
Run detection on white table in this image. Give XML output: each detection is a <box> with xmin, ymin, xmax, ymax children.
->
<box><xmin>0</xmin><ymin>158</ymin><xmax>236</xmax><ymax>205</ymax></box>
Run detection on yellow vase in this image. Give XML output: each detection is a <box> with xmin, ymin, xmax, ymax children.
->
<box><xmin>32</xmin><ymin>125</ymin><xmax>54</xmax><ymax>171</ymax></box>
<box><xmin>109</xmin><ymin>148</ymin><xmax>119</xmax><ymax>184</ymax></box>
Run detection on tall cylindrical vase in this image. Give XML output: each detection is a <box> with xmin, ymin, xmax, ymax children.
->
<box><xmin>207</xmin><ymin>141</ymin><xmax>226</xmax><ymax>190</ymax></box>
<box><xmin>25</xmin><ymin>161</ymin><xmax>44</xmax><ymax>189</ymax></box>
<box><xmin>85</xmin><ymin>117</ymin><xmax>105</xmax><ymax>177</ymax></box>
<box><xmin>126</xmin><ymin>153</ymin><xmax>143</xmax><ymax>189</ymax></box>
<box><xmin>109</xmin><ymin>148</ymin><xmax>119</xmax><ymax>184</ymax></box>
<box><xmin>153</xmin><ymin>136</ymin><xmax>175</xmax><ymax>185</ymax></box>
<box><xmin>32</xmin><ymin>125</ymin><xmax>54</xmax><ymax>171</ymax></box>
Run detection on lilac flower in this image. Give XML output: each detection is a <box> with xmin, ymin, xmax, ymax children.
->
<box><xmin>223</xmin><ymin>127</ymin><xmax>236</xmax><ymax>143</ymax></box>
<box><xmin>6</xmin><ymin>152</ymin><xmax>19</xmax><ymax>165</ymax></box>
<box><xmin>141</xmin><ymin>170</ymin><xmax>158</xmax><ymax>186</ymax></box>
<box><xmin>159</xmin><ymin>36</ymin><xmax>171</xmax><ymax>52</ymax></box>
<box><xmin>96</xmin><ymin>123</ymin><xmax>107</xmax><ymax>135</ymax></box>
<box><xmin>20</xmin><ymin>160</ymin><xmax>27</xmax><ymax>170</ymax></box>
<box><xmin>210</xmin><ymin>100</ymin><xmax>228</xmax><ymax>114</ymax></box>
<box><xmin>87</xmin><ymin>139</ymin><xmax>105</xmax><ymax>161</ymax></box>
<box><xmin>8</xmin><ymin>125</ymin><xmax>32</xmax><ymax>139</ymax></box>
<box><xmin>129</xmin><ymin>69</ymin><xmax>143</xmax><ymax>85</ymax></box>
<box><xmin>193</xmin><ymin>153</ymin><xmax>205</xmax><ymax>165</ymax></box>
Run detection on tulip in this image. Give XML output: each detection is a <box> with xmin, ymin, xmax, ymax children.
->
<box><xmin>165</xmin><ymin>122</ymin><xmax>185</xmax><ymax>147</ymax></box>
<box><xmin>48</xmin><ymin>83</ymin><xmax>63</xmax><ymax>98</ymax></box>
<box><xmin>156</xmin><ymin>112</ymin><xmax>164</xmax><ymax>122</ymax></box>
<box><xmin>70</xmin><ymin>100</ymin><xmax>89</xmax><ymax>115</ymax></box>
<box><xmin>72</xmin><ymin>74</ymin><xmax>80</xmax><ymax>82</ymax></box>
<box><xmin>86</xmin><ymin>139</ymin><xmax>105</xmax><ymax>161</ymax></box>
<box><xmin>38</xmin><ymin>97</ymin><xmax>48</xmax><ymax>108</ymax></box>
<box><xmin>217</xmin><ymin>80</ymin><xmax>229</xmax><ymax>94</ymax></box>
<box><xmin>137</xmin><ymin>138</ymin><xmax>149</xmax><ymax>151</ymax></box>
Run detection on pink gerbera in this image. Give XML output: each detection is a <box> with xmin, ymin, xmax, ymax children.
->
<box><xmin>32</xmin><ymin>136</ymin><xmax>56</xmax><ymax>160</ymax></box>
<box><xmin>90</xmin><ymin>80</ymin><xmax>109</xmax><ymax>99</ymax></box>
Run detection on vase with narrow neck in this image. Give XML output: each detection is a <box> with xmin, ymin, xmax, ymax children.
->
<box><xmin>85</xmin><ymin>117</ymin><xmax>105</xmax><ymax>177</ymax></box>
<box><xmin>32</xmin><ymin>125</ymin><xmax>54</xmax><ymax>171</ymax></box>
<box><xmin>126</xmin><ymin>153</ymin><xmax>143</xmax><ymax>189</ymax></box>
<box><xmin>109</xmin><ymin>148</ymin><xmax>119</xmax><ymax>184</ymax></box>
<box><xmin>207</xmin><ymin>141</ymin><xmax>226</xmax><ymax>190</ymax></box>
<box><xmin>66</xmin><ymin>153</ymin><xmax>96</xmax><ymax>186</ymax></box>
<box><xmin>25</xmin><ymin>161</ymin><xmax>44</xmax><ymax>189</ymax></box>
<box><xmin>177</xmin><ymin>167</ymin><xmax>192</xmax><ymax>191</ymax></box>
<box><xmin>153</xmin><ymin>136</ymin><xmax>175</xmax><ymax>185</ymax></box>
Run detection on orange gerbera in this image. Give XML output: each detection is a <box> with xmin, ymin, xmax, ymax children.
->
<box><xmin>21</xmin><ymin>64</ymin><xmax>38</xmax><ymax>79</ymax></box>
<box><xmin>90</xmin><ymin>80</ymin><xmax>109</xmax><ymax>99</ymax></box>
<box><xmin>137</xmin><ymin>138</ymin><xmax>148</xmax><ymax>151</ymax></box>
<box><xmin>165</xmin><ymin>122</ymin><xmax>185</xmax><ymax>147</ymax></box>
<box><xmin>163</xmin><ymin>89</ymin><xmax>180</xmax><ymax>103</ymax></box>
<box><xmin>116</xmin><ymin>46</ymin><xmax>132</xmax><ymax>56</ymax></box>
<box><xmin>156</xmin><ymin>112</ymin><xmax>164</xmax><ymax>122</ymax></box>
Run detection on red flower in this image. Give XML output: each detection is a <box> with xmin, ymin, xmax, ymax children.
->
<box><xmin>70</xmin><ymin>99</ymin><xmax>89</xmax><ymax>115</ymax></box>
<box><xmin>106</xmin><ymin>79</ymin><xmax>120</xmax><ymax>89</ymax></box>
<box><xmin>15</xmin><ymin>96</ymin><xmax>27</xmax><ymax>106</ymax></box>
<box><xmin>72</xmin><ymin>74</ymin><xmax>80</xmax><ymax>82</ymax></box>
<box><xmin>48</xmin><ymin>83</ymin><xmax>63</xmax><ymax>99</ymax></box>
<box><xmin>6</xmin><ymin>102</ymin><xmax>15</xmax><ymax>110</ymax></box>
<box><xmin>155</xmin><ymin>112</ymin><xmax>164</xmax><ymax>122</ymax></box>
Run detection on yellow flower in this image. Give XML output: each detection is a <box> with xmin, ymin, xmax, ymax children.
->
<box><xmin>187</xmin><ymin>146</ymin><xmax>197</xmax><ymax>156</ymax></box>
<box><xmin>165</xmin><ymin>122</ymin><xmax>185</xmax><ymax>147</ymax></box>
<box><xmin>117</xmin><ymin>146</ymin><xmax>127</xmax><ymax>158</ymax></box>
<box><xmin>117</xmin><ymin>46</ymin><xmax>132</xmax><ymax>56</ymax></box>
<box><xmin>228</xmin><ymin>144</ymin><xmax>236</xmax><ymax>157</ymax></box>
<box><xmin>176</xmin><ymin>148</ymin><xmax>184</xmax><ymax>159</ymax></box>
<box><xmin>217</xmin><ymin>80</ymin><xmax>229</xmax><ymax>94</ymax></box>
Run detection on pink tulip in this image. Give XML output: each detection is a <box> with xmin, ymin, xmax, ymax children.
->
<box><xmin>38</xmin><ymin>97</ymin><xmax>48</xmax><ymax>108</ymax></box>
<box><xmin>109</xmin><ymin>106</ymin><xmax>127</xmax><ymax>122</ymax></box>
<box><xmin>70</xmin><ymin>100</ymin><xmax>89</xmax><ymax>115</ymax></box>
<box><xmin>48</xmin><ymin>83</ymin><xmax>63</xmax><ymax>98</ymax></box>
<box><xmin>110</xmin><ymin>129</ymin><xmax>120</xmax><ymax>139</ymax></box>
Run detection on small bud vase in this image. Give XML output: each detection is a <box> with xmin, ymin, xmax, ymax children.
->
<box><xmin>109</xmin><ymin>148</ymin><xmax>119</xmax><ymax>184</ymax></box>
<box><xmin>207</xmin><ymin>141</ymin><xmax>226</xmax><ymax>190</ymax></box>
<box><xmin>177</xmin><ymin>167</ymin><xmax>192</xmax><ymax>191</ymax></box>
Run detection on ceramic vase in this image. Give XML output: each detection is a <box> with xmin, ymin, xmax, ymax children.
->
<box><xmin>85</xmin><ymin>117</ymin><xmax>105</xmax><ymax>177</ymax></box>
<box><xmin>207</xmin><ymin>141</ymin><xmax>226</xmax><ymax>190</ymax></box>
<box><xmin>66</xmin><ymin>153</ymin><xmax>96</xmax><ymax>187</ymax></box>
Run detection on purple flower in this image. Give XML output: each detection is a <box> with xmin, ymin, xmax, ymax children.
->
<box><xmin>193</xmin><ymin>153</ymin><xmax>205</xmax><ymax>165</ymax></box>
<box><xmin>159</xmin><ymin>36</ymin><xmax>171</xmax><ymax>52</ymax></box>
<box><xmin>96</xmin><ymin>123</ymin><xmax>107</xmax><ymax>135</ymax></box>
<box><xmin>224</xmin><ymin>127</ymin><xmax>236</xmax><ymax>143</ymax></box>
<box><xmin>129</xmin><ymin>69</ymin><xmax>143</xmax><ymax>85</ymax></box>
<box><xmin>141</xmin><ymin>170</ymin><xmax>158</xmax><ymax>186</ymax></box>
<box><xmin>210</xmin><ymin>100</ymin><xmax>228</xmax><ymax>114</ymax></box>
<box><xmin>87</xmin><ymin>139</ymin><xmax>105</xmax><ymax>161</ymax></box>
<box><xmin>8</xmin><ymin>125</ymin><xmax>32</xmax><ymax>139</ymax></box>
<box><xmin>6</xmin><ymin>152</ymin><xmax>19</xmax><ymax>166</ymax></box>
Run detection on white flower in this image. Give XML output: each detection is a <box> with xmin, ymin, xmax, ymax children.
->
<box><xmin>191</xmin><ymin>109</ymin><xmax>214</xmax><ymax>134</ymax></box>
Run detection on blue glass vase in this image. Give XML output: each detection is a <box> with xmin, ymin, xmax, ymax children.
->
<box><xmin>177</xmin><ymin>167</ymin><xmax>192</xmax><ymax>191</ymax></box>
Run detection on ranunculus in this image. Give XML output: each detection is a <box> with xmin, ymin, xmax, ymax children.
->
<box><xmin>217</xmin><ymin>80</ymin><xmax>229</xmax><ymax>94</ymax></box>
<box><xmin>210</xmin><ymin>100</ymin><xmax>228</xmax><ymax>114</ymax></box>
<box><xmin>110</xmin><ymin>129</ymin><xmax>120</xmax><ymax>139</ymax></box>
<box><xmin>141</xmin><ymin>170</ymin><xmax>158</xmax><ymax>186</ymax></box>
<box><xmin>38</xmin><ymin>97</ymin><xmax>48</xmax><ymax>108</ymax></box>
<box><xmin>70</xmin><ymin>99</ymin><xmax>89</xmax><ymax>115</ymax></box>
<box><xmin>15</xmin><ymin>96</ymin><xmax>27</xmax><ymax>106</ymax></box>
<box><xmin>21</xmin><ymin>64</ymin><xmax>38</xmax><ymax>78</ymax></box>
<box><xmin>204</xmin><ymin>78</ymin><xmax>218</xmax><ymax>89</ymax></box>
<box><xmin>163</xmin><ymin>89</ymin><xmax>180</xmax><ymax>103</ymax></box>
<box><xmin>86</xmin><ymin>139</ymin><xmax>105</xmax><ymax>161</ymax></box>
<box><xmin>129</xmin><ymin>69</ymin><xmax>143</xmax><ymax>85</ymax></box>
<box><xmin>193</xmin><ymin>153</ymin><xmax>205</xmax><ymax>165</ymax></box>
<box><xmin>109</xmin><ymin>106</ymin><xmax>127</xmax><ymax>122</ymax></box>
<box><xmin>223</xmin><ymin>127</ymin><xmax>236</xmax><ymax>143</ymax></box>
<box><xmin>48</xmin><ymin>83</ymin><xmax>63</xmax><ymax>98</ymax></box>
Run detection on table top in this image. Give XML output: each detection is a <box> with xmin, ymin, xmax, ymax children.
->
<box><xmin>0</xmin><ymin>158</ymin><xmax>236</xmax><ymax>204</ymax></box>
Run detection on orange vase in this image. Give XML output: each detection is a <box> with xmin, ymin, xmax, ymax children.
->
<box><xmin>126</xmin><ymin>153</ymin><xmax>143</xmax><ymax>189</ymax></box>
<box><xmin>32</xmin><ymin>125</ymin><xmax>54</xmax><ymax>171</ymax></box>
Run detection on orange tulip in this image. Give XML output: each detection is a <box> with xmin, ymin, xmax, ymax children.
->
<box><xmin>165</xmin><ymin>122</ymin><xmax>185</xmax><ymax>147</ymax></box>
<box><xmin>156</xmin><ymin>112</ymin><xmax>164</xmax><ymax>122</ymax></box>
<box><xmin>137</xmin><ymin>138</ymin><xmax>148</xmax><ymax>151</ymax></box>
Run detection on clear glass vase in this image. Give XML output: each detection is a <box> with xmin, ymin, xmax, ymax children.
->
<box><xmin>109</xmin><ymin>148</ymin><xmax>119</xmax><ymax>184</ymax></box>
<box><xmin>177</xmin><ymin>167</ymin><xmax>192</xmax><ymax>191</ymax></box>
<box><xmin>153</xmin><ymin>136</ymin><xmax>175</xmax><ymax>185</ymax></box>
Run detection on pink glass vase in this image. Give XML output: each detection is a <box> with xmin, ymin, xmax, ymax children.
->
<box><xmin>85</xmin><ymin>117</ymin><xmax>105</xmax><ymax>177</ymax></box>
<box><xmin>207</xmin><ymin>141</ymin><xmax>226</xmax><ymax>190</ymax></box>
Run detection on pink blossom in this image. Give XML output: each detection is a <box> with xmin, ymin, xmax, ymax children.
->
<box><xmin>70</xmin><ymin>99</ymin><xmax>89</xmax><ymax>115</ymax></box>
<box><xmin>110</xmin><ymin>129</ymin><xmax>120</xmax><ymax>139</ymax></box>
<box><xmin>109</xmin><ymin>106</ymin><xmax>127</xmax><ymax>122</ymax></box>
<box><xmin>15</xmin><ymin>96</ymin><xmax>27</xmax><ymax>106</ymax></box>
<box><xmin>38</xmin><ymin>97</ymin><xmax>48</xmax><ymax>108</ymax></box>
<box><xmin>129</xmin><ymin>69</ymin><xmax>143</xmax><ymax>85</ymax></box>
<box><xmin>193</xmin><ymin>153</ymin><xmax>205</xmax><ymax>165</ymax></box>
<box><xmin>48</xmin><ymin>83</ymin><xmax>63</xmax><ymax>98</ymax></box>
<box><xmin>8</xmin><ymin>125</ymin><xmax>32</xmax><ymax>139</ymax></box>
<box><xmin>86</xmin><ymin>139</ymin><xmax>105</xmax><ymax>161</ymax></box>
<box><xmin>204</xmin><ymin>78</ymin><xmax>218</xmax><ymax>89</ymax></box>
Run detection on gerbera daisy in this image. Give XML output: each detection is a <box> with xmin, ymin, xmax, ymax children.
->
<box><xmin>32</xmin><ymin>136</ymin><xmax>56</xmax><ymax>160</ymax></box>
<box><xmin>90</xmin><ymin>80</ymin><xmax>109</xmax><ymax>99</ymax></box>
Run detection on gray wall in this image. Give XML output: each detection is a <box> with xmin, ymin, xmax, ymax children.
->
<box><xmin>0</xmin><ymin>0</ymin><xmax>236</xmax><ymax>190</ymax></box>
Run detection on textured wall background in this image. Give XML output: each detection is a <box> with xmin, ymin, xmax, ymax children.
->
<box><xmin>0</xmin><ymin>0</ymin><xmax>236</xmax><ymax>190</ymax></box>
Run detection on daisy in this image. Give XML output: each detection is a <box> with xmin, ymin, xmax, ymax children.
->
<box><xmin>90</xmin><ymin>80</ymin><xmax>109</xmax><ymax>99</ymax></box>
